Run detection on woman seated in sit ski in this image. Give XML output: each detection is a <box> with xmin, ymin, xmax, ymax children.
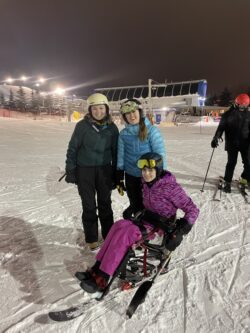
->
<box><xmin>76</xmin><ymin>152</ymin><xmax>199</xmax><ymax>293</ymax></box>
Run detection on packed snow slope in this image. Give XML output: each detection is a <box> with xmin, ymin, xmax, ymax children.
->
<box><xmin>0</xmin><ymin>117</ymin><xmax>249</xmax><ymax>333</ymax></box>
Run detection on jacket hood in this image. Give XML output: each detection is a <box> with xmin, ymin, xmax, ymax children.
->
<box><xmin>84</xmin><ymin>113</ymin><xmax>113</xmax><ymax>125</ymax></box>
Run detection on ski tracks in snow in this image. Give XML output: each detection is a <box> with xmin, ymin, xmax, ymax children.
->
<box><xmin>227</xmin><ymin>215</ymin><xmax>249</xmax><ymax>294</ymax></box>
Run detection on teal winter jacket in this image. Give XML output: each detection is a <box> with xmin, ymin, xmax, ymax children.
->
<box><xmin>66</xmin><ymin>116</ymin><xmax>119</xmax><ymax>171</ymax></box>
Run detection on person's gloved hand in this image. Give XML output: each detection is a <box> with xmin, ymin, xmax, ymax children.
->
<box><xmin>142</xmin><ymin>209</ymin><xmax>176</xmax><ymax>233</ymax></box>
<box><xmin>211</xmin><ymin>137</ymin><xmax>219</xmax><ymax>148</ymax></box>
<box><xmin>131</xmin><ymin>210</ymin><xmax>144</xmax><ymax>223</ymax></box>
<box><xmin>176</xmin><ymin>218</ymin><xmax>193</xmax><ymax>235</ymax></box>
<box><xmin>117</xmin><ymin>181</ymin><xmax>126</xmax><ymax>196</ymax></box>
<box><xmin>116</xmin><ymin>170</ymin><xmax>126</xmax><ymax>196</ymax></box>
<box><xmin>165</xmin><ymin>231</ymin><xmax>183</xmax><ymax>251</ymax></box>
<box><xmin>165</xmin><ymin>218</ymin><xmax>193</xmax><ymax>251</ymax></box>
<box><xmin>65</xmin><ymin>170</ymin><xmax>77</xmax><ymax>184</ymax></box>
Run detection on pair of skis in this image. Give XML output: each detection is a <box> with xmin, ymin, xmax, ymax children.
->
<box><xmin>212</xmin><ymin>176</ymin><xmax>224</xmax><ymax>201</ymax></box>
<box><xmin>48</xmin><ymin>254</ymin><xmax>172</xmax><ymax>321</ymax></box>
<box><xmin>213</xmin><ymin>176</ymin><xmax>249</xmax><ymax>204</ymax></box>
<box><xmin>235</xmin><ymin>180</ymin><xmax>249</xmax><ymax>204</ymax></box>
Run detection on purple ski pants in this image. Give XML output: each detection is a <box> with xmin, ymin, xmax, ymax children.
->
<box><xmin>96</xmin><ymin>219</ymin><xmax>143</xmax><ymax>276</ymax></box>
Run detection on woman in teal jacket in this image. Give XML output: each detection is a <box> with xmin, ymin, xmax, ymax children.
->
<box><xmin>116</xmin><ymin>99</ymin><xmax>166</xmax><ymax>219</ymax></box>
<box><xmin>65</xmin><ymin>93</ymin><xmax>119</xmax><ymax>251</ymax></box>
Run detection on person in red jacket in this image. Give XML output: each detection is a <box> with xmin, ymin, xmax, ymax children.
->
<box><xmin>211</xmin><ymin>93</ymin><xmax>250</xmax><ymax>192</ymax></box>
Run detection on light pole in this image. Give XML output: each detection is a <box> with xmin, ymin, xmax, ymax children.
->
<box><xmin>54</xmin><ymin>87</ymin><xmax>66</xmax><ymax>118</ymax></box>
<box><xmin>40</xmin><ymin>92</ymin><xmax>46</xmax><ymax>108</ymax></box>
<box><xmin>148</xmin><ymin>78</ymin><xmax>152</xmax><ymax>116</ymax></box>
<box><xmin>198</xmin><ymin>97</ymin><xmax>206</xmax><ymax>134</ymax></box>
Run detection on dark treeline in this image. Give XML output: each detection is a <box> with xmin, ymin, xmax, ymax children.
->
<box><xmin>206</xmin><ymin>86</ymin><xmax>250</xmax><ymax>107</ymax></box>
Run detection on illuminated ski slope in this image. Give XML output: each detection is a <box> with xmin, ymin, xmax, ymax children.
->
<box><xmin>0</xmin><ymin>117</ymin><xmax>249</xmax><ymax>333</ymax></box>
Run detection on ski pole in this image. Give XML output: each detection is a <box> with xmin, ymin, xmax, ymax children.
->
<box><xmin>126</xmin><ymin>253</ymin><xmax>172</xmax><ymax>318</ymax></box>
<box><xmin>200</xmin><ymin>148</ymin><xmax>215</xmax><ymax>192</ymax></box>
<box><xmin>58</xmin><ymin>173</ymin><xmax>66</xmax><ymax>182</ymax></box>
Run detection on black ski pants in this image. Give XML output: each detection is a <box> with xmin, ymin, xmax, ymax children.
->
<box><xmin>123</xmin><ymin>173</ymin><xmax>144</xmax><ymax>219</ymax></box>
<box><xmin>77</xmin><ymin>165</ymin><xmax>114</xmax><ymax>243</ymax></box>
<box><xmin>224</xmin><ymin>146</ymin><xmax>250</xmax><ymax>183</ymax></box>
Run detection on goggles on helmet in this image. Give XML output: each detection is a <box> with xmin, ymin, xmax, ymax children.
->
<box><xmin>120</xmin><ymin>100</ymin><xmax>140</xmax><ymax>115</ymax></box>
<box><xmin>137</xmin><ymin>159</ymin><xmax>159</xmax><ymax>169</ymax></box>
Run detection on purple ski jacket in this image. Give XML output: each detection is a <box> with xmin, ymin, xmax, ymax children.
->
<box><xmin>142</xmin><ymin>171</ymin><xmax>199</xmax><ymax>225</ymax></box>
<box><xmin>96</xmin><ymin>171</ymin><xmax>199</xmax><ymax>276</ymax></box>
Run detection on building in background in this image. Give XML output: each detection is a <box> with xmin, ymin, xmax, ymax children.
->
<box><xmin>95</xmin><ymin>79</ymin><xmax>207</xmax><ymax>123</ymax></box>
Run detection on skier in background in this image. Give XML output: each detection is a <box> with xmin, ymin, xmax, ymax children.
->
<box><xmin>116</xmin><ymin>99</ymin><xmax>167</xmax><ymax>219</ymax></box>
<box><xmin>211</xmin><ymin>93</ymin><xmax>250</xmax><ymax>192</ymax></box>
<box><xmin>76</xmin><ymin>152</ymin><xmax>199</xmax><ymax>294</ymax></box>
<box><xmin>65</xmin><ymin>93</ymin><xmax>119</xmax><ymax>251</ymax></box>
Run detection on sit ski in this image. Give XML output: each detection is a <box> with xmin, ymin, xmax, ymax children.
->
<box><xmin>48</xmin><ymin>245</ymin><xmax>172</xmax><ymax>321</ymax></box>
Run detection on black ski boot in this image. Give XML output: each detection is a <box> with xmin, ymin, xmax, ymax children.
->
<box><xmin>223</xmin><ymin>181</ymin><xmax>231</xmax><ymax>193</ymax></box>
<box><xmin>80</xmin><ymin>278</ymin><xmax>99</xmax><ymax>293</ymax></box>
<box><xmin>75</xmin><ymin>261</ymin><xmax>101</xmax><ymax>281</ymax></box>
<box><xmin>75</xmin><ymin>271</ymin><xmax>92</xmax><ymax>281</ymax></box>
<box><xmin>80</xmin><ymin>272</ymin><xmax>109</xmax><ymax>294</ymax></box>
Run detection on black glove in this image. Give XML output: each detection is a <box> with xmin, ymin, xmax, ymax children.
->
<box><xmin>142</xmin><ymin>209</ymin><xmax>176</xmax><ymax>233</ymax></box>
<box><xmin>211</xmin><ymin>137</ymin><xmax>219</xmax><ymax>148</ymax></box>
<box><xmin>165</xmin><ymin>231</ymin><xmax>183</xmax><ymax>251</ymax></box>
<box><xmin>65</xmin><ymin>170</ymin><xmax>77</xmax><ymax>184</ymax></box>
<box><xmin>165</xmin><ymin>218</ymin><xmax>192</xmax><ymax>251</ymax></box>
<box><xmin>176</xmin><ymin>218</ymin><xmax>193</xmax><ymax>235</ymax></box>
<box><xmin>116</xmin><ymin>170</ymin><xmax>126</xmax><ymax>196</ymax></box>
<box><xmin>131</xmin><ymin>210</ymin><xmax>144</xmax><ymax>223</ymax></box>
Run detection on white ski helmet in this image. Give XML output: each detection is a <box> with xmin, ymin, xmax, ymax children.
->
<box><xmin>87</xmin><ymin>93</ymin><xmax>109</xmax><ymax>108</ymax></box>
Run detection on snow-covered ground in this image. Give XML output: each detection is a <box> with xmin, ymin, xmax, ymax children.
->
<box><xmin>0</xmin><ymin>117</ymin><xmax>249</xmax><ymax>333</ymax></box>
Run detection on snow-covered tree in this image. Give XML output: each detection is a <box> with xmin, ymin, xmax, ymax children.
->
<box><xmin>44</xmin><ymin>94</ymin><xmax>53</xmax><ymax>111</ymax></box>
<box><xmin>205</xmin><ymin>94</ymin><xmax>218</xmax><ymax>106</ymax></box>
<box><xmin>31</xmin><ymin>90</ymin><xmax>38</xmax><ymax>110</ymax></box>
<box><xmin>0</xmin><ymin>92</ymin><xmax>5</xmax><ymax>106</ymax></box>
<box><xmin>9</xmin><ymin>89</ymin><xmax>15</xmax><ymax>108</ymax></box>
<box><xmin>16</xmin><ymin>86</ymin><xmax>26</xmax><ymax>111</ymax></box>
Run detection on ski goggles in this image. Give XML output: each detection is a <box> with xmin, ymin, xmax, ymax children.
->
<box><xmin>120</xmin><ymin>101</ymin><xmax>140</xmax><ymax>115</ymax></box>
<box><xmin>137</xmin><ymin>159</ymin><xmax>159</xmax><ymax>169</ymax></box>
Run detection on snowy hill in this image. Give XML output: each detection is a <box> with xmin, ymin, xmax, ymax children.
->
<box><xmin>0</xmin><ymin>118</ymin><xmax>249</xmax><ymax>332</ymax></box>
<box><xmin>0</xmin><ymin>84</ymin><xmax>33</xmax><ymax>100</ymax></box>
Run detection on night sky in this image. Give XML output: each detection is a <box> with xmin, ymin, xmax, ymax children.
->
<box><xmin>0</xmin><ymin>0</ymin><xmax>249</xmax><ymax>97</ymax></box>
